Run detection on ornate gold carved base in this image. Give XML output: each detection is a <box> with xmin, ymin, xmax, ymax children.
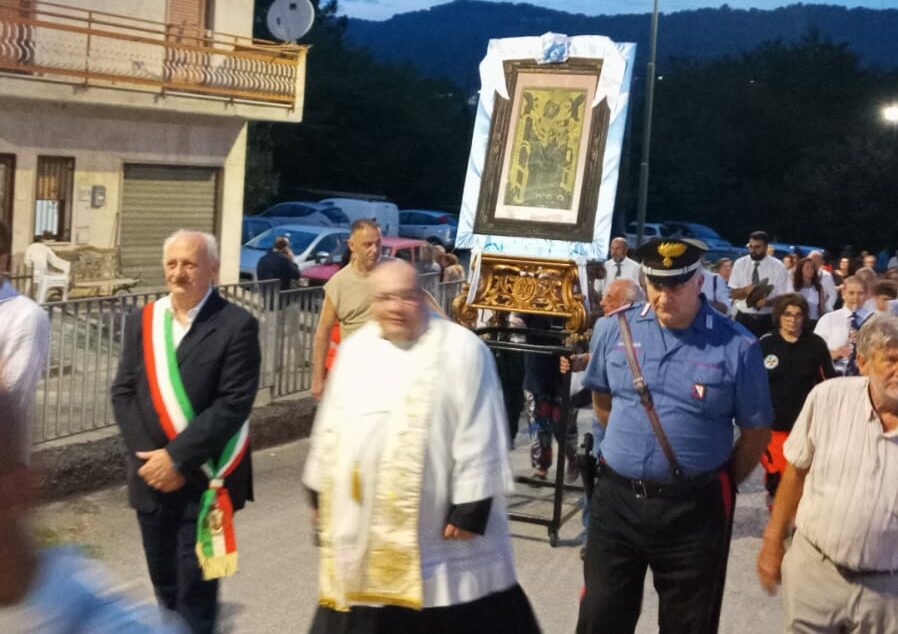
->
<box><xmin>452</xmin><ymin>254</ymin><xmax>595</xmax><ymax>340</ymax></box>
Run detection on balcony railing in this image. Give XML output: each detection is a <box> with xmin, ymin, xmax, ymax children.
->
<box><xmin>0</xmin><ymin>1</ymin><xmax>307</xmax><ymax>108</ymax></box>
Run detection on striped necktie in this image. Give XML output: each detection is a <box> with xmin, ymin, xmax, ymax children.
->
<box><xmin>615</xmin><ymin>262</ymin><xmax>622</xmax><ymax>279</ymax></box>
<box><xmin>846</xmin><ymin>311</ymin><xmax>861</xmax><ymax>376</ymax></box>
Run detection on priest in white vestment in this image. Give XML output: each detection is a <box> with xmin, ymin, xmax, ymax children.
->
<box><xmin>303</xmin><ymin>260</ymin><xmax>541</xmax><ymax>634</ymax></box>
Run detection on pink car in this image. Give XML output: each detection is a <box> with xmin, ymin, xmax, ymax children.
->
<box><xmin>302</xmin><ymin>236</ymin><xmax>430</xmax><ymax>286</ymax></box>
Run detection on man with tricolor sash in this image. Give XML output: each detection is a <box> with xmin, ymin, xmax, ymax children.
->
<box><xmin>303</xmin><ymin>260</ymin><xmax>541</xmax><ymax>634</ymax></box>
<box><xmin>112</xmin><ymin>231</ymin><xmax>260</xmax><ymax>634</ymax></box>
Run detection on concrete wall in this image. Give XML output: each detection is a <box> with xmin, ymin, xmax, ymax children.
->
<box><xmin>55</xmin><ymin>0</ymin><xmax>166</xmax><ymax>23</ymax></box>
<box><xmin>0</xmin><ymin>100</ymin><xmax>247</xmax><ymax>284</ymax></box>
<box><xmin>56</xmin><ymin>0</ymin><xmax>255</xmax><ymax>36</ymax></box>
<box><xmin>214</xmin><ymin>0</ymin><xmax>256</xmax><ymax>39</ymax></box>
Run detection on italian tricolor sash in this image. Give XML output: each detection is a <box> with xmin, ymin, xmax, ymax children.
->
<box><xmin>142</xmin><ymin>300</ymin><xmax>250</xmax><ymax>580</ymax></box>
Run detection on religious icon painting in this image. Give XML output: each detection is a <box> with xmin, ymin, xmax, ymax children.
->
<box><xmin>474</xmin><ymin>58</ymin><xmax>611</xmax><ymax>243</ymax></box>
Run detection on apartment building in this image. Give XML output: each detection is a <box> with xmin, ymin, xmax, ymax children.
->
<box><xmin>0</xmin><ymin>0</ymin><xmax>307</xmax><ymax>285</ymax></box>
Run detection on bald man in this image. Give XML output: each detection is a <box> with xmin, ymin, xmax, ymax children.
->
<box><xmin>304</xmin><ymin>260</ymin><xmax>540</xmax><ymax>634</ymax></box>
<box><xmin>596</xmin><ymin>237</ymin><xmax>641</xmax><ymax>297</ymax></box>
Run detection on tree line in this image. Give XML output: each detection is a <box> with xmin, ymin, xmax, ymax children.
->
<box><xmin>247</xmin><ymin>2</ymin><xmax>898</xmax><ymax>253</ymax></box>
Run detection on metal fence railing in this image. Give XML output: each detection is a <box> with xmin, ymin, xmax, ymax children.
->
<box><xmin>7</xmin><ymin>262</ymin><xmax>34</xmax><ymax>298</ymax></box>
<box><xmin>271</xmin><ymin>286</ymin><xmax>325</xmax><ymax>398</ymax></box>
<box><xmin>33</xmin><ymin>280</ymin><xmax>278</xmax><ymax>444</ymax></box>
<box><xmin>31</xmin><ymin>277</ymin><xmax>465</xmax><ymax>445</ymax></box>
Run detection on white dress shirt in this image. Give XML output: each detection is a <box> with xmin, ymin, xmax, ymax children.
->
<box><xmin>155</xmin><ymin>288</ymin><xmax>213</xmax><ymax>348</ymax></box>
<box><xmin>0</xmin><ymin>281</ymin><xmax>50</xmax><ymax>460</ymax></box>
<box><xmin>797</xmin><ymin>285</ymin><xmax>826</xmax><ymax>320</ymax></box>
<box><xmin>785</xmin><ymin>377</ymin><xmax>898</xmax><ymax>571</ymax></box>
<box><xmin>818</xmin><ymin>269</ymin><xmax>837</xmax><ymax>312</ymax></box>
<box><xmin>728</xmin><ymin>255</ymin><xmax>792</xmax><ymax>315</ymax></box>
<box><xmin>701</xmin><ymin>271</ymin><xmax>731</xmax><ymax>312</ymax></box>
<box><xmin>813</xmin><ymin>306</ymin><xmax>872</xmax><ymax>375</ymax></box>
<box><xmin>596</xmin><ymin>257</ymin><xmax>641</xmax><ymax>295</ymax></box>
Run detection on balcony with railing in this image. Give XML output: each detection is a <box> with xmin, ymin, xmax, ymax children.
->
<box><xmin>0</xmin><ymin>1</ymin><xmax>308</xmax><ymax>120</ymax></box>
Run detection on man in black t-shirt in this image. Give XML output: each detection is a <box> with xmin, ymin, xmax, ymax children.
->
<box><xmin>759</xmin><ymin>294</ymin><xmax>836</xmax><ymax>501</ymax></box>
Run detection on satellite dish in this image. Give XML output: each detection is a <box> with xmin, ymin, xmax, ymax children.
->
<box><xmin>267</xmin><ymin>0</ymin><xmax>315</xmax><ymax>42</ymax></box>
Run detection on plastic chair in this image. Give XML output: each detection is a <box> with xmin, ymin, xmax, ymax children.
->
<box><xmin>24</xmin><ymin>242</ymin><xmax>71</xmax><ymax>303</ymax></box>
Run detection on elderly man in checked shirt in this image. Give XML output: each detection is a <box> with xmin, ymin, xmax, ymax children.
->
<box><xmin>758</xmin><ymin>314</ymin><xmax>898</xmax><ymax>632</ymax></box>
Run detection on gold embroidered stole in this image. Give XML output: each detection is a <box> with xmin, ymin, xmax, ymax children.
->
<box><xmin>318</xmin><ymin>322</ymin><xmax>442</xmax><ymax>611</ymax></box>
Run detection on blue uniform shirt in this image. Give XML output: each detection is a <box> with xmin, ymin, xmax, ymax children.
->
<box><xmin>4</xmin><ymin>548</ymin><xmax>187</xmax><ymax>633</ymax></box>
<box><xmin>583</xmin><ymin>299</ymin><xmax>773</xmax><ymax>481</ymax></box>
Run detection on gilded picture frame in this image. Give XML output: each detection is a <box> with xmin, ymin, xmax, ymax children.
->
<box><xmin>473</xmin><ymin>58</ymin><xmax>610</xmax><ymax>242</ymax></box>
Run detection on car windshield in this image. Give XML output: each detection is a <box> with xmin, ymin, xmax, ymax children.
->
<box><xmin>245</xmin><ymin>229</ymin><xmax>319</xmax><ymax>253</ymax></box>
<box><xmin>260</xmin><ymin>203</ymin><xmax>317</xmax><ymax>218</ymax></box>
<box><xmin>628</xmin><ymin>223</ymin><xmax>669</xmax><ymax>237</ymax></box>
<box><xmin>324</xmin><ymin>241</ymin><xmax>349</xmax><ymax>264</ymax></box>
<box><xmin>687</xmin><ymin>224</ymin><xmax>721</xmax><ymax>239</ymax></box>
<box><xmin>320</xmin><ymin>207</ymin><xmax>349</xmax><ymax>224</ymax></box>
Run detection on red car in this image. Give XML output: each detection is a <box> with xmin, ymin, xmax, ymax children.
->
<box><xmin>302</xmin><ymin>236</ymin><xmax>430</xmax><ymax>286</ymax></box>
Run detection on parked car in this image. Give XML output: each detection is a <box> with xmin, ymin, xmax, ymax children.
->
<box><xmin>398</xmin><ymin>210</ymin><xmax>457</xmax><ymax>249</ymax></box>
<box><xmin>239</xmin><ymin>225</ymin><xmax>351</xmax><ymax>281</ymax></box>
<box><xmin>302</xmin><ymin>236</ymin><xmax>429</xmax><ymax>286</ymax></box>
<box><xmin>624</xmin><ymin>221</ymin><xmax>668</xmax><ymax>247</ymax></box>
<box><xmin>257</xmin><ymin>201</ymin><xmax>350</xmax><ymax>228</ymax></box>
<box><xmin>626</xmin><ymin>221</ymin><xmax>745</xmax><ymax>260</ymax></box>
<box><xmin>662</xmin><ymin>222</ymin><xmax>737</xmax><ymax>254</ymax></box>
<box><xmin>242</xmin><ymin>217</ymin><xmax>279</xmax><ymax>244</ymax></box>
<box><xmin>319</xmin><ymin>197</ymin><xmax>400</xmax><ymax>236</ymax></box>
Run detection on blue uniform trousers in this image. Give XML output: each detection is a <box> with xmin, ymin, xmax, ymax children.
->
<box><xmin>577</xmin><ymin>465</ymin><xmax>736</xmax><ymax>634</ymax></box>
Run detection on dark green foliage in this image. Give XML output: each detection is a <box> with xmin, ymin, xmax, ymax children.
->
<box><xmin>245</xmin><ymin>1</ymin><xmax>898</xmax><ymax>252</ymax></box>
<box><xmin>344</xmin><ymin>1</ymin><xmax>898</xmax><ymax>93</ymax></box>
<box><xmin>642</xmin><ymin>35</ymin><xmax>898</xmax><ymax>250</ymax></box>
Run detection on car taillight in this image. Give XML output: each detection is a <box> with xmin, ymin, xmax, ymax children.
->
<box><xmin>439</xmin><ymin>216</ymin><xmax>449</xmax><ymax>224</ymax></box>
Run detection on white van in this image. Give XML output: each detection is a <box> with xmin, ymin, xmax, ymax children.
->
<box><xmin>319</xmin><ymin>197</ymin><xmax>400</xmax><ymax>237</ymax></box>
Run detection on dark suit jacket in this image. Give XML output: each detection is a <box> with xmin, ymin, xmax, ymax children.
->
<box><xmin>111</xmin><ymin>290</ymin><xmax>260</xmax><ymax>514</ymax></box>
<box><xmin>257</xmin><ymin>250</ymin><xmax>300</xmax><ymax>291</ymax></box>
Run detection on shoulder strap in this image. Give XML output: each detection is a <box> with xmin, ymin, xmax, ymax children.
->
<box><xmin>616</xmin><ymin>313</ymin><xmax>684</xmax><ymax>480</ymax></box>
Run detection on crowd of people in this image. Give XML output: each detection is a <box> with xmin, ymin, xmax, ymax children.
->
<box><xmin>573</xmin><ymin>230</ymin><xmax>898</xmax><ymax>633</ymax></box>
<box><xmin>2</xmin><ymin>217</ymin><xmax>898</xmax><ymax>634</ymax></box>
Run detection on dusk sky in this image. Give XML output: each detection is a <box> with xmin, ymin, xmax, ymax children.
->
<box><xmin>338</xmin><ymin>0</ymin><xmax>896</xmax><ymax>22</ymax></box>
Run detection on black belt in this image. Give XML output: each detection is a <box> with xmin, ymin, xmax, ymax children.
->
<box><xmin>803</xmin><ymin>535</ymin><xmax>898</xmax><ymax>580</ymax></box>
<box><xmin>599</xmin><ymin>462</ymin><xmax>721</xmax><ymax>500</ymax></box>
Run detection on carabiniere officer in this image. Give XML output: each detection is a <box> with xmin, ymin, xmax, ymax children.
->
<box><xmin>577</xmin><ymin>238</ymin><xmax>773</xmax><ymax>634</ymax></box>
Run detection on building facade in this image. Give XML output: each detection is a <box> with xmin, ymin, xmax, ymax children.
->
<box><xmin>0</xmin><ymin>0</ymin><xmax>307</xmax><ymax>286</ymax></box>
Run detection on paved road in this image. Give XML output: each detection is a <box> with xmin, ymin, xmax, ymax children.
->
<box><xmin>36</xmin><ymin>426</ymin><xmax>783</xmax><ymax>633</ymax></box>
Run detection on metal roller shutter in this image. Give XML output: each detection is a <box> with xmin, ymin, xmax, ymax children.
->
<box><xmin>120</xmin><ymin>164</ymin><xmax>219</xmax><ymax>288</ymax></box>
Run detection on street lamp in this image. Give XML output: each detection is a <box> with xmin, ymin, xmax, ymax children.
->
<box><xmin>884</xmin><ymin>104</ymin><xmax>898</xmax><ymax>141</ymax></box>
<box><xmin>883</xmin><ymin>104</ymin><xmax>898</xmax><ymax>124</ymax></box>
<box><xmin>635</xmin><ymin>0</ymin><xmax>660</xmax><ymax>249</ymax></box>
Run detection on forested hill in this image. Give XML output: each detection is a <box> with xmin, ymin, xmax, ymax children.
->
<box><xmin>344</xmin><ymin>1</ymin><xmax>898</xmax><ymax>91</ymax></box>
